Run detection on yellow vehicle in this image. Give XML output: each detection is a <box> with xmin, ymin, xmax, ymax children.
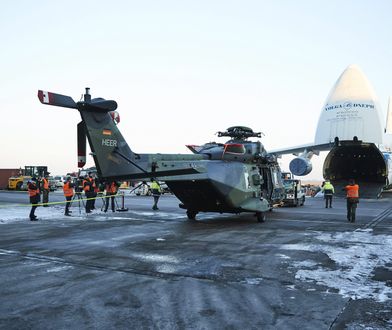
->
<box><xmin>8</xmin><ymin>175</ymin><xmax>31</xmax><ymax>190</ymax></box>
<box><xmin>7</xmin><ymin>166</ymin><xmax>48</xmax><ymax>190</ymax></box>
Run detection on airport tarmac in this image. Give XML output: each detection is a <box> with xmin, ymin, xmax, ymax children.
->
<box><xmin>0</xmin><ymin>192</ymin><xmax>391</xmax><ymax>329</ymax></box>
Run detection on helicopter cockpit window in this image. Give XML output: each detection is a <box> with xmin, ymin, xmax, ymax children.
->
<box><xmin>223</xmin><ymin>144</ymin><xmax>246</xmax><ymax>155</ymax></box>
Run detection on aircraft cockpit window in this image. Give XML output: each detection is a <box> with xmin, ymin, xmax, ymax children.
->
<box><xmin>223</xmin><ymin>144</ymin><xmax>246</xmax><ymax>155</ymax></box>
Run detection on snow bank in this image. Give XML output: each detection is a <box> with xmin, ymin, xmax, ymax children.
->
<box><xmin>280</xmin><ymin>229</ymin><xmax>392</xmax><ymax>302</ymax></box>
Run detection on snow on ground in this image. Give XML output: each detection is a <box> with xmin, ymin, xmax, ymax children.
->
<box><xmin>0</xmin><ymin>204</ymin><xmax>103</xmax><ymax>223</ymax></box>
<box><xmin>280</xmin><ymin>229</ymin><xmax>392</xmax><ymax>302</ymax></box>
<box><xmin>0</xmin><ymin>205</ymin><xmax>190</xmax><ymax>223</ymax></box>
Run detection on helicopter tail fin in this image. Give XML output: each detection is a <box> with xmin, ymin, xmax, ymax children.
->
<box><xmin>38</xmin><ymin>89</ymin><xmax>140</xmax><ymax>179</ymax></box>
<box><xmin>78</xmin><ymin>110</ymin><xmax>142</xmax><ymax>179</ymax></box>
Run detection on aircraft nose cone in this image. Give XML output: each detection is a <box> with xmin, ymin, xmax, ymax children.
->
<box><xmin>326</xmin><ymin>64</ymin><xmax>377</xmax><ymax>103</ymax></box>
<box><xmin>314</xmin><ymin>64</ymin><xmax>384</xmax><ymax>144</ymax></box>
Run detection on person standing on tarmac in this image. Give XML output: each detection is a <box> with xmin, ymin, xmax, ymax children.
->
<box><xmin>104</xmin><ymin>180</ymin><xmax>119</xmax><ymax>212</ymax></box>
<box><xmin>322</xmin><ymin>179</ymin><xmax>335</xmax><ymax>208</ymax></box>
<box><xmin>83</xmin><ymin>175</ymin><xmax>93</xmax><ymax>213</ymax></box>
<box><xmin>63</xmin><ymin>176</ymin><xmax>74</xmax><ymax>216</ymax></box>
<box><xmin>151</xmin><ymin>178</ymin><xmax>161</xmax><ymax>210</ymax></box>
<box><xmin>28</xmin><ymin>177</ymin><xmax>40</xmax><ymax>221</ymax></box>
<box><xmin>89</xmin><ymin>173</ymin><xmax>98</xmax><ymax>210</ymax></box>
<box><xmin>41</xmin><ymin>173</ymin><xmax>50</xmax><ymax>207</ymax></box>
<box><xmin>344</xmin><ymin>179</ymin><xmax>360</xmax><ymax>223</ymax></box>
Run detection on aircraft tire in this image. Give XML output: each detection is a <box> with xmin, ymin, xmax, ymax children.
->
<box><xmin>256</xmin><ymin>212</ymin><xmax>265</xmax><ymax>223</ymax></box>
<box><xmin>186</xmin><ymin>210</ymin><xmax>197</xmax><ymax>220</ymax></box>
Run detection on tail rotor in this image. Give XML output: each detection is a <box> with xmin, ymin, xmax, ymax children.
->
<box><xmin>37</xmin><ymin>90</ymin><xmax>78</xmax><ymax>109</ymax></box>
<box><xmin>37</xmin><ymin>88</ymin><xmax>117</xmax><ymax>113</ymax></box>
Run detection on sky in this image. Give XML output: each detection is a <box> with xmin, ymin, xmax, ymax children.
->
<box><xmin>1</xmin><ymin>0</ymin><xmax>392</xmax><ymax>179</ymax></box>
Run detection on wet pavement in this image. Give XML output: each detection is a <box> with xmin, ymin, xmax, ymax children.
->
<box><xmin>0</xmin><ymin>192</ymin><xmax>391</xmax><ymax>329</ymax></box>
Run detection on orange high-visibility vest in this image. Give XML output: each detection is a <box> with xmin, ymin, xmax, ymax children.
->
<box><xmin>42</xmin><ymin>178</ymin><xmax>49</xmax><ymax>190</ymax></box>
<box><xmin>83</xmin><ymin>179</ymin><xmax>90</xmax><ymax>192</ymax></box>
<box><xmin>28</xmin><ymin>183</ymin><xmax>40</xmax><ymax>197</ymax></box>
<box><xmin>345</xmin><ymin>184</ymin><xmax>359</xmax><ymax>198</ymax></box>
<box><xmin>63</xmin><ymin>182</ymin><xmax>74</xmax><ymax>197</ymax></box>
<box><xmin>93</xmin><ymin>180</ymin><xmax>99</xmax><ymax>193</ymax></box>
<box><xmin>106</xmin><ymin>182</ymin><xmax>117</xmax><ymax>194</ymax></box>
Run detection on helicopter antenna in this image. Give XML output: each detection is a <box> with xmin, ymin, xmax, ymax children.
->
<box><xmin>84</xmin><ymin>87</ymin><xmax>91</xmax><ymax>102</ymax></box>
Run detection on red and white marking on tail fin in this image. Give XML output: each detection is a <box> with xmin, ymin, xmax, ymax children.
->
<box><xmin>37</xmin><ymin>90</ymin><xmax>52</xmax><ymax>104</ymax></box>
<box><xmin>42</xmin><ymin>91</ymin><xmax>49</xmax><ymax>103</ymax></box>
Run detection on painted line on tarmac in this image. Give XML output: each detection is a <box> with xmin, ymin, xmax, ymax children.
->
<box><xmin>270</xmin><ymin>218</ymin><xmax>355</xmax><ymax>225</ymax></box>
<box><xmin>363</xmin><ymin>207</ymin><xmax>392</xmax><ymax>229</ymax></box>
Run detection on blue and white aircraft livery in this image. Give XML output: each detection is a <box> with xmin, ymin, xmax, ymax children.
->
<box><xmin>271</xmin><ymin>64</ymin><xmax>392</xmax><ymax>197</ymax></box>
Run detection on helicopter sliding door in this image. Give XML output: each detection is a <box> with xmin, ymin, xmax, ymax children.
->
<box><xmin>260</xmin><ymin>165</ymin><xmax>284</xmax><ymax>205</ymax></box>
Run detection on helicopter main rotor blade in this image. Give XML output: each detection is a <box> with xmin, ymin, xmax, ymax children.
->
<box><xmin>37</xmin><ymin>90</ymin><xmax>77</xmax><ymax>109</ymax></box>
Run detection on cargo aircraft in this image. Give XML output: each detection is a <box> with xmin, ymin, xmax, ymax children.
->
<box><xmin>37</xmin><ymin>89</ymin><xmax>284</xmax><ymax>222</ymax></box>
<box><xmin>271</xmin><ymin>65</ymin><xmax>392</xmax><ymax>198</ymax></box>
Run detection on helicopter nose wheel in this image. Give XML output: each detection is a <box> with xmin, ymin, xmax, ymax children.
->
<box><xmin>256</xmin><ymin>212</ymin><xmax>265</xmax><ymax>223</ymax></box>
<box><xmin>186</xmin><ymin>210</ymin><xmax>198</xmax><ymax>220</ymax></box>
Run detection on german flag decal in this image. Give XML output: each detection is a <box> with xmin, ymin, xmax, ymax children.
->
<box><xmin>102</xmin><ymin>129</ymin><xmax>112</xmax><ymax>136</ymax></box>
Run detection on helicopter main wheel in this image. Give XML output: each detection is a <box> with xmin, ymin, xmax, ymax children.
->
<box><xmin>256</xmin><ymin>212</ymin><xmax>265</xmax><ymax>223</ymax></box>
<box><xmin>186</xmin><ymin>210</ymin><xmax>198</xmax><ymax>220</ymax></box>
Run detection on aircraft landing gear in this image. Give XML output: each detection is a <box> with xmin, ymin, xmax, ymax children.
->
<box><xmin>186</xmin><ymin>210</ymin><xmax>198</xmax><ymax>220</ymax></box>
<box><xmin>256</xmin><ymin>212</ymin><xmax>265</xmax><ymax>223</ymax></box>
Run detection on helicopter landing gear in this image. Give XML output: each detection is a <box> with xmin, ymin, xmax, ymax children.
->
<box><xmin>256</xmin><ymin>212</ymin><xmax>265</xmax><ymax>223</ymax></box>
<box><xmin>186</xmin><ymin>210</ymin><xmax>198</xmax><ymax>220</ymax></box>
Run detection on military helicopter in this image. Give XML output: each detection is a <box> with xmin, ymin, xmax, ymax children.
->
<box><xmin>37</xmin><ymin>88</ymin><xmax>284</xmax><ymax>222</ymax></box>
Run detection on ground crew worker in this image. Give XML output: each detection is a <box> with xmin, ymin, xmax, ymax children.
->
<box><xmin>90</xmin><ymin>173</ymin><xmax>98</xmax><ymax>210</ymax></box>
<box><xmin>322</xmin><ymin>179</ymin><xmax>334</xmax><ymax>208</ymax></box>
<box><xmin>104</xmin><ymin>180</ymin><xmax>119</xmax><ymax>212</ymax></box>
<box><xmin>28</xmin><ymin>178</ymin><xmax>40</xmax><ymax>221</ymax></box>
<box><xmin>344</xmin><ymin>179</ymin><xmax>359</xmax><ymax>223</ymax></box>
<box><xmin>41</xmin><ymin>174</ymin><xmax>50</xmax><ymax>207</ymax></box>
<box><xmin>83</xmin><ymin>175</ymin><xmax>93</xmax><ymax>213</ymax></box>
<box><xmin>63</xmin><ymin>176</ymin><xmax>74</xmax><ymax>216</ymax></box>
<box><xmin>151</xmin><ymin>178</ymin><xmax>161</xmax><ymax>210</ymax></box>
